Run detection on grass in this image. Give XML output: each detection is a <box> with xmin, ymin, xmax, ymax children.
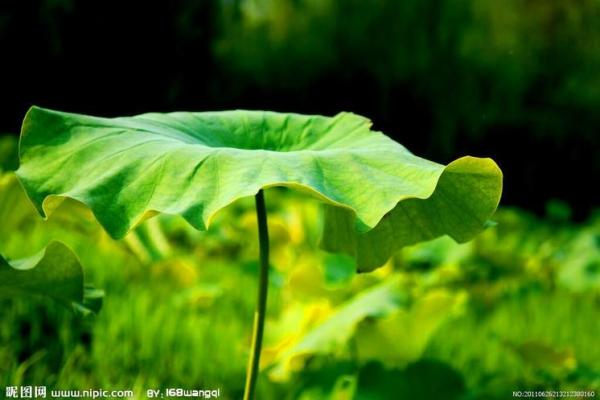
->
<box><xmin>426</xmin><ymin>289</ymin><xmax>600</xmax><ymax>399</ymax></box>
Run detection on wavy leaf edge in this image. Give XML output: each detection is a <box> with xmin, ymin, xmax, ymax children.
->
<box><xmin>17</xmin><ymin>106</ymin><xmax>501</xmax><ymax>237</ymax></box>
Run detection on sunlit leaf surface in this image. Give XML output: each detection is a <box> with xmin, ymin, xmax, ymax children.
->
<box><xmin>17</xmin><ymin>106</ymin><xmax>502</xmax><ymax>270</ymax></box>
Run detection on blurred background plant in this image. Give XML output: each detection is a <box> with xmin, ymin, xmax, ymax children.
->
<box><xmin>0</xmin><ymin>0</ymin><xmax>599</xmax><ymax>399</ymax></box>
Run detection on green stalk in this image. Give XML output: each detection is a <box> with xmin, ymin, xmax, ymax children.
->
<box><xmin>243</xmin><ymin>189</ymin><xmax>270</xmax><ymax>400</ymax></box>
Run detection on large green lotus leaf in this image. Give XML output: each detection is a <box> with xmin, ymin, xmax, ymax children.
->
<box><xmin>0</xmin><ymin>241</ymin><xmax>103</xmax><ymax>316</ymax></box>
<box><xmin>17</xmin><ymin>106</ymin><xmax>502</xmax><ymax>270</ymax></box>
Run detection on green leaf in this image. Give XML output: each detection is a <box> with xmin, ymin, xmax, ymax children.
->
<box><xmin>0</xmin><ymin>241</ymin><xmax>103</xmax><ymax>316</ymax></box>
<box><xmin>321</xmin><ymin>156</ymin><xmax>502</xmax><ymax>271</ymax></box>
<box><xmin>354</xmin><ymin>289</ymin><xmax>466</xmax><ymax>367</ymax></box>
<box><xmin>268</xmin><ymin>278</ymin><xmax>406</xmax><ymax>380</ymax></box>
<box><xmin>17</xmin><ymin>106</ymin><xmax>502</xmax><ymax>270</ymax></box>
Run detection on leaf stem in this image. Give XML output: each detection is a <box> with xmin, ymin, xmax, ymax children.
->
<box><xmin>243</xmin><ymin>189</ymin><xmax>270</xmax><ymax>400</ymax></box>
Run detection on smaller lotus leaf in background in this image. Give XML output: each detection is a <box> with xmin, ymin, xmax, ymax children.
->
<box><xmin>0</xmin><ymin>241</ymin><xmax>103</xmax><ymax>316</ymax></box>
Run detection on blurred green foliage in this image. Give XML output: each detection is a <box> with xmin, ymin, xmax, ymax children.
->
<box><xmin>216</xmin><ymin>0</ymin><xmax>600</xmax><ymax>154</ymax></box>
<box><xmin>0</xmin><ymin>135</ymin><xmax>598</xmax><ymax>399</ymax></box>
<box><xmin>0</xmin><ymin>136</ymin><xmax>18</xmax><ymax>172</ymax></box>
